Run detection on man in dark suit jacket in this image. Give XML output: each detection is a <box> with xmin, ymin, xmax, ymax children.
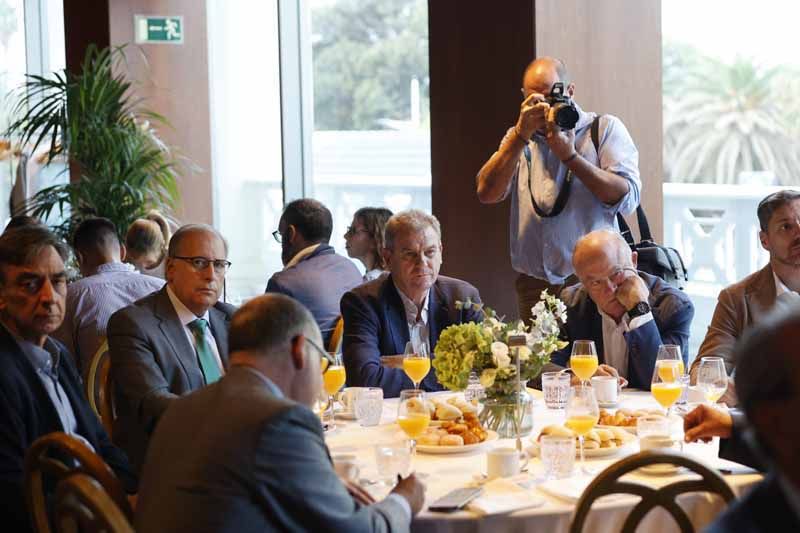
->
<box><xmin>266</xmin><ymin>198</ymin><xmax>362</xmax><ymax>347</ymax></box>
<box><xmin>689</xmin><ymin>190</ymin><xmax>800</xmax><ymax>406</ymax></box>
<box><xmin>0</xmin><ymin>226</ymin><xmax>135</xmax><ymax>533</ymax></box>
<box><xmin>108</xmin><ymin>224</ymin><xmax>235</xmax><ymax>471</ymax></box>
<box><xmin>342</xmin><ymin>210</ymin><xmax>483</xmax><ymax>397</ymax></box>
<box><xmin>705</xmin><ymin>307</ymin><xmax>800</xmax><ymax>532</ymax></box>
<box><xmin>136</xmin><ymin>294</ymin><xmax>424</xmax><ymax>533</ymax></box>
<box><xmin>548</xmin><ymin>229</ymin><xmax>694</xmax><ymax>390</ymax></box>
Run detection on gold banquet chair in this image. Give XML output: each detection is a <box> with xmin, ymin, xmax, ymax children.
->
<box><xmin>569</xmin><ymin>449</ymin><xmax>736</xmax><ymax>533</ymax></box>
<box><xmin>54</xmin><ymin>473</ymin><xmax>134</xmax><ymax>533</ymax></box>
<box><xmin>328</xmin><ymin>316</ymin><xmax>345</xmax><ymax>354</ymax></box>
<box><xmin>84</xmin><ymin>340</ymin><xmax>116</xmax><ymax>438</ymax></box>
<box><xmin>24</xmin><ymin>432</ymin><xmax>134</xmax><ymax>533</ymax></box>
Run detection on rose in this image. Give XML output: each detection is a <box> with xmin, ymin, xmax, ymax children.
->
<box><xmin>491</xmin><ymin>342</ymin><xmax>511</xmax><ymax>368</ymax></box>
<box><xmin>480</xmin><ymin>368</ymin><xmax>497</xmax><ymax>388</ymax></box>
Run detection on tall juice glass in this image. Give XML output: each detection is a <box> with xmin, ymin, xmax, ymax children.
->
<box><xmin>403</xmin><ymin>341</ymin><xmax>430</xmax><ymax>389</ymax></box>
<box><xmin>322</xmin><ymin>353</ymin><xmax>346</xmax><ymax>430</ymax></box>
<box><xmin>397</xmin><ymin>389</ymin><xmax>430</xmax><ymax>465</ymax></box>
<box><xmin>565</xmin><ymin>385</ymin><xmax>599</xmax><ymax>475</ymax></box>
<box><xmin>570</xmin><ymin>340</ymin><xmax>599</xmax><ymax>385</ymax></box>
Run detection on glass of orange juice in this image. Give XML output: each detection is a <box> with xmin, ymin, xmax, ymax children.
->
<box><xmin>565</xmin><ymin>385</ymin><xmax>599</xmax><ymax>474</ymax></box>
<box><xmin>403</xmin><ymin>341</ymin><xmax>430</xmax><ymax>389</ymax></box>
<box><xmin>397</xmin><ymin>389</ymin><xmax>430</xmax><ymax>457</ymax></box>
<box><xmin>322</xmin><ymin>353</ymin><xmax>347</xmax><ymax>430</ymax></box>
<box><xmin>651</xmin><ymin>359</ymin><xmax>684</xmax><ymax>418</ymax></box>
<box><xmin>570</xmin><ymin>340</ymin><xmax>599</xmax><ymax>386</ymax></box>
<box><xmin>656</xmin><ymin>345</ymin><xmax>685</xmax><ymax>382</ymax></box>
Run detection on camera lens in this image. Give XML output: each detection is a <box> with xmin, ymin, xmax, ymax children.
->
<box><xmin>554</xmin><ymin>104</ymin><xmax>579</xmax><ymax>130</ymax></box>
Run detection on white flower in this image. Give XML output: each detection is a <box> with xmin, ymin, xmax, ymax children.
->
<box><xmin>480</xmin><ymin>368</ymin><xmax>497</xmax><ymax>388</ymax></box>
<box><xmin>560</xmin><ymin>312</ymin><xmax>567</xmax><ymax>322</ymax></box>
<box><xmin>517</xmin><ymin>346</ymin><xmax>531</xmax><ymax>361</ymax></box>
<box><xmin>531</xmin><ymin>301</ymin><xmax>546</xmax><ymax>318</ymax></box>
<box><xmin>491</xmin><ymin>342</ymin><xmax>511</xmax><ymax>368</ymax></box>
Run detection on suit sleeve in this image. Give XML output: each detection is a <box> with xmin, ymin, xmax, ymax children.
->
<box><xmin>0</xmin><ymin>386</ymin><xmax>34</xmax><ymax>532</ymax></box>
<box><xmin>107</xmin><ymin>310</ymin><xmax>178</xmax><ymax>434</ymax></box>
<box><xmin>341</xmin><ymin>291</ymin><xmax>410</xmax><ymax>398</ymax></box>
<box><xmin>624</xmin><ymin>294</ymin><xmax>694</xmax><ymax>390</ymax></box>
<box><xmin>252</xmin><ymin>407</ymin><xmax>409</xmax><ymax>533</ymax></box>
<box><xmin>719</xmin><ymin>410</ymin><xmax>764</xmax><ymax>471</ymax></box>
<box><xmin>690</xmin><ymin>287</ymin><xmax>741</xmax><ymax>379</ymax></box>
<box><xmin>265</xmin><ymin>276</ymin><xmax>292</xmax><ymax>297</ymax></box>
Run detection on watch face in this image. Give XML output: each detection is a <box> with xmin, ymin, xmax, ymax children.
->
<box><xmin>634</xmin><ymin>302</ymin><xmax>650</xmax><ymax>315</ymax></box>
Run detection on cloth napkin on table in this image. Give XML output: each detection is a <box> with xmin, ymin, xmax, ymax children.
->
<box><xmin>538</xmin><ymin>476</ymin><xmax>637</xmax><ymax>503</ymax></box>
<box><xmin>466</xmin><ymin>477</ymin><xmax>544</xmax><ymax>515</ymax></box>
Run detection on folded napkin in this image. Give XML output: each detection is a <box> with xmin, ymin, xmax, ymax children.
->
<box><xmin>538</xmin><ymin>475</ymin><xmax>643</xmax><ymax>503</ymax></box>
<box><xmin>466</xmin><ymin>478</ymin><xmax>544</xmax><ymax>515</ymax></box>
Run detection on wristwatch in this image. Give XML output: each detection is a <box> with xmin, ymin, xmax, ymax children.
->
<box><xmin>627</xmin><ymin>301</ymin><xmax>651</xmax><ymax>319</ymax></box>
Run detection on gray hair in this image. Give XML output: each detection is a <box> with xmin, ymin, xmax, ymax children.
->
<box><xmin>229</xmin><ymin>293</ymin><xmax>320</xmax><ymax>356</ymax></box>
<box><xmin>384</xmin><ymin>209</ymin><xmax>442</xmax><ymax>251</ymax></box>
<box><xmin>168</xmin><ymin>224</ymin><xmax>229</xmax><ymax>257</ymax></box>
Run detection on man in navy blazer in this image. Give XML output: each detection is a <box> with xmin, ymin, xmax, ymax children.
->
<box><xmin>549</xmin><ymin>229</ymin><xmax>694</xmax><ymax>390</ymax></box>
<box><xmin>341</xmin><ymin>210</ymin><xmax>482</xmax><ymax>397</ymax></box>
<box><xmin>705</xmin><ymin>307</ymin><xmax>800</xmax><ymax>532</ymax></box>
<box><xmin>0</xmin><ymin>226</ymin><xmax>135</xmax><ymax>533</ymax></box>
<box><xmin>267</xmin><ymin>199</ymin><xmax>362</xmax><ymax>347</ymax></box>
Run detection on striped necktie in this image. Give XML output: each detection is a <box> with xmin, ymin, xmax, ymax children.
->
<box><xmin>188</xmin><ymin>318</ymin><xmax>221</xmax><ymax>384</ymax></box>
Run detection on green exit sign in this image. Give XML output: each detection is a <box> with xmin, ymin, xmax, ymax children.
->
<box><xmin>135</xmin><ymin>15</ymin><xmax>184</xmax><ymax>44</ymax></box>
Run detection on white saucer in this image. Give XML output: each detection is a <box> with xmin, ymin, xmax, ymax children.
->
<box><xmin>598</xmin><ymin>401</ymin><xmax>620</xmax><ymax>409</ymax></box>
<box><xmin>638</xmin><ymin>463</ymin><xmax>682</xmax><ymax>476</ymax></box>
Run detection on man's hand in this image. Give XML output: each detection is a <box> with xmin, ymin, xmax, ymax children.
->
<box><xmin>343</xmin><ymin>479</ymin><xmax>375</xmax><ymax>506</ymax></box>
<box><xmin>683</xmin><ymin>404</ymin><xmax>733</xmax><ymax>443</ymax></box>
<box><xmin>595</xmin><ymin>363</ymin><xmax>628</xmax><ymax>388</ymax></box>
<box><xmin>544</xmin><ymin>118</ymin><xmax>577</xmax><ymax>162</ymax></box>
<box><xmin>615</xmin><ymin>273</ymin><xmax>650</xmax><ymax>312</ymax></box>
<box><xmin>515</xmin><ymin>93</ymin><xmax>549</xmax><ymax>140</ymax></box>
<box><xmin>391</xmin><ymin>473</ymin><xmax>426</xmax><ymax>516</ymax></box>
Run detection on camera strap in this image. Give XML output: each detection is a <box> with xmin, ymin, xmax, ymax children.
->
<box><xmin>523</xmin><ymin>144</ymin><xmax>573</xmax><ymax>218</ymax></box>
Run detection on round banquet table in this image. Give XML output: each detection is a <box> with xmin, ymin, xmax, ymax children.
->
<box><xmin>325</xmin><ymin>389</ymin><xmax>762</xmax><ymax>533</ymax></box>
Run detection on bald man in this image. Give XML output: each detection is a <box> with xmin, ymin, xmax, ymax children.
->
<box><xmin>548</xmin><ymin>230</ymin><xmax>694</xmax><ymax>390</ymax></box>
<box><xmin>476</xmin><ymin>57</ymin><xmax>640</xmax><ymax>325</ymax></box>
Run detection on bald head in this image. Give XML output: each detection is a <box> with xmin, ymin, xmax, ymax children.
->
<box><xmin>573</xmin><ymin>230</ymin><xmax>633</xmax><ymax>274</ymax></box>
<box><xmin>523</xmin><ymin>57</ymin><xmax>569</xmax><ymax>85</ymax></box>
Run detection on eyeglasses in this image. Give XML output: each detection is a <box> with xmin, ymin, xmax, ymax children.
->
<box><xmin>584</xmin><ymin>267</ymin><xmax>637</xmax><ymax>290</ymax></box>
<box><xmin>344</xmin><ymin>226</ymin><xmax>369</xmax><ymax>237</ymax></box>
<box><xmin>305</xmin><ymin>335</ymin><xmax>336</xmax><ymax>369</ymax></box>
<box><xmin>172</xmin><ymin>256</ymin><xmax>232</xmax><ymax>274</ymax></box>
<box><xmin>272</xmin><ymin>230</ymin><xmax>282</xmax><ymax>244</ymax></box>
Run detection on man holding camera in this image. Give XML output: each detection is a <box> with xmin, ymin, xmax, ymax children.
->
<box><xmin>476</xmin><ymin>57</ymin><xmax>641</xmax><ymax>324</ymax></box>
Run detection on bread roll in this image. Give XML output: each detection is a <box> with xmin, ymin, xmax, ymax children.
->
<box><xmin>418</xmin><ymin>433</ymin><xmax>441</xmax><ymax>446</ymax></box>
<box><xmin>461</xmin><ymin>430</ymin><xmax>480</xmax><ymax>445</ymax></box>
<box><xmin>585</xmin><ymin>430</ymin><xmax>600</xmax><ymax>444</ymax></box>
<box><xmin>582</xmin><ymin>440</ymin><xmax>600</xmax><ymax>450</ymax></box>
<box><xmin>595</xmin><ymin>428</ymin><xmax>613</xmax><ymax>442</ymax></box>
<box><xmin>435</xmin><ymin>402</ymin><xmax>462</xmax><ymax>421</ymax></box>
<box><xmin>440</xmin><ymin>434</ymin><xmax>464</xmax><ymax>446</ymax></box>
<box><xmin>539</xmin><ymin>424</ymin><xmax>576</xmax><ymax>441</ymax></box>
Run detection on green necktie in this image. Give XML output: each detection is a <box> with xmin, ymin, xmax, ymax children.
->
<box><xmin>189</xmin><ymin>318</ymin><xmax>221</xmax><ymax>384</ymax></box>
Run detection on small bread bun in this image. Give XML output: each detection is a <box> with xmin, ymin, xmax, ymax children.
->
<box><xmin>461</xmin><ymin>430</ymin><xmax>480</xmax><ymax>445</ymax></box>
<box><xmin>585</xmin><ymin>430</ymin><xmax>600</xmax><ymax>443</ymax></box>
<box><xmin>595</xmin><ymin>428</ymin><xmax>613</xmax><ymax>442</ymax></box>
<box><xmin>539</xmin><ymin>424</ymin><xmax>576</xmax><ymax>440</ymax></box>
<box><xmin>609</xmin><ymin>427</ymin><xmax>632</xmax><ymax>442</ymax></box>
<box><xmin>435</xmin><ymin>402</ymin><xmax>462</xmax><ymax>421</ymax></box>
<box><xmin>582</xmin><ymin>440</ymin><xmax>600</xmax><ymax>450</ymax></box>
<box><xmin>441</xmin><ymin>434</ymin><xmax>464</xmax><ymax>446</ymax></box>
<box><xmin>418</xmin><ymin>433</ymin><xmax>441</xmax><ymax>446</ymax></box>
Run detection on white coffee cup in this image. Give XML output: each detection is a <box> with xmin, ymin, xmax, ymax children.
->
<box><xmin>639</xmin><ymin>435</ymin><xmax>677</xmax><ymax>452</ymax></box>
<box><xmin>486</xmin><ymin>447</ymin><xmax>528</xmax><ymax>479</ymax></box>
<box><xmin>332</xmin><ymin>454</ymin><xmax>360</xmax><ymax>482</ymax></box>
<box><xmin>341</xmin><ymin>387</ymin><xmax>368</xmax><ymax>412</ymax></box>
<box><xmin>591</xmin><ymin>375</ymin><xmax>619</xmax><ymax>404</ymax></box>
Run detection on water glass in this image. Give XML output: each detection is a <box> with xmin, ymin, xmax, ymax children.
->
<box><xmin>355</xmin><ymin>387</ymin><xmax>384</xmax><ymax>427</ymax></box>
<box><xmin>542</xmin><ymin>371</ymin><xmax>570</xmax><ymax>409</ymax></box>
<box><xmin>637</xmin><ymin>414</ymin><xmax>671</xmax><ymax>439</ymax></box>
<box><xmin>540</xmin><ymin>435</ymin><xmax>575</xmax><ymax>479</ymax></box>
<box><xmin>374</xmin><ymin>443</ymin><xmax>411</xmax><ymax>486</ymax></box>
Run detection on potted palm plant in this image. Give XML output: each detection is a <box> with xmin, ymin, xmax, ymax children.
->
<box><xmin>5</xmin><ymin>44</ymin><xmax>181</xmax><ymax>239</ymax></box>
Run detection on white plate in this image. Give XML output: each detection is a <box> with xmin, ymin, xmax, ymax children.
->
<box><xmin>416</xmin><ymin>431</ymin><xmax>499</xmax><ymax>454</ymax></box>
<box><xmin>638</xmin><ymin>463</ymin><xmax>682</xmax><ymax>476</ymax></box>
<box><xmin>596</xmin><ymin>424</ymin><xmax>637</xmax><ymax>435</ymax></box>
<box><xmin>528</xmin><ymin>440</ymin><xmax>636</xmax><ymax>458</ymax></box>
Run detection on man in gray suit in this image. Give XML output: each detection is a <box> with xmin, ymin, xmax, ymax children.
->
<box><xmin>136</xmin><ymin>293</ymin><xmax>424</xmax><ymax>533</ymax></box>
<box><xmin>108</xmin><ymin>224</ymin><xmax>236</xmax><ymax>471</ymax></box>
<box><xmin>266</xmin><ymin>198</ymin><xmax>362</xmax><ymax>347</ymax></box>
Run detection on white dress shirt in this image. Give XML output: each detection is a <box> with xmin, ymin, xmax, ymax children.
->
<box><xmin>599</xmin><ymin>307</ymin><xmax>653</xmax><ymax>379</ymax></box>
<box><xmin>395</xmin><ymin>283</ymin><xmax>430</xmax><ymax>352</ymax></box>
<box><xmin>166</xmin><ymin>285</ymin><xmax>224</xmax><ymax>375</ymax></box>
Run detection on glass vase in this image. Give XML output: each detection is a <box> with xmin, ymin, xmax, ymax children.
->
<box><xmin>478</xmin><ymin>390</ymin><xmax>534</xmax><ymax>438</ymax></box>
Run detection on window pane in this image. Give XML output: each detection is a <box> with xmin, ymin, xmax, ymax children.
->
<box><xmin>208</xmin><ymin>0</ymin><xmax>284</xmax><ymax>302</ymax></box>
<box><xmin>662</xmin><ymin>0</ymin><xmax>800</xmax><ymax>357</ymax></box>
<box><xmin>309</xmin><ymin>0</ymin><xmax>431</xmax><ymax>273</ymax></box>
<box><xmin>0</xmin><ymin>0</ymin><xmax>26</xmax><ymax>224</ymax></box>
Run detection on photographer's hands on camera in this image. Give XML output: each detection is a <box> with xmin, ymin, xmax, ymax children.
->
<box><xmin>514</xmin><ymin>93</ymin><xmax>577</xmax><ymax>163</ymax></box>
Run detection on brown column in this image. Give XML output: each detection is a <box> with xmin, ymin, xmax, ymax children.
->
<box><xmin>63</xmin><ymin>0</ymin><xmax>110</xmax><ymax>75</ymax></box>
<box><xmin>428</xmin><ymin>1</ymin><xmax>536</xmax><ymax>318</ymax></box>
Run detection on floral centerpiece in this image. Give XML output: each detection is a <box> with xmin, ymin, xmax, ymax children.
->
<box><xmin>433</xmin><ymin>291</ymin><xmax>568</xmax><ymax>437</ymax></box>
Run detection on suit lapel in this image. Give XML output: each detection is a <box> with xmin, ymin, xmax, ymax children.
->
<box><xmin>382</xmin><ymin>277</ymin><xmax>410</xmax><ymax>354</ymax></box>
<box><xmin>746</xmin><ymin>264</ymin><xmax>778</xmax><ymax>322</ymax></box>
<box><xmin>428</xmin><ymin>282</ymin><xmax>449</xmax><ymax>351</ymax></box>
<box><xmin>208</xmin><ymin>306</ymin><xmax>230</xmax><ymax>369</ymax></box>
<box><xmin>153</xmin><ymin>288</ymin><xmax>204</xmax><ymax>389</ymax></box>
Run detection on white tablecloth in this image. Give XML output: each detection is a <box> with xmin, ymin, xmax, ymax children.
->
<box><xmin>325</xmin><ymin>390</ymin><xmax>761</xmax><ymax>533</ymax></box>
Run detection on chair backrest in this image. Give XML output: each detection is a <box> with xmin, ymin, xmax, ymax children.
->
<box><xmin>24</xmin><ymin>432</ymin><xmax>133</xmax><ymax>533</ymax></box>
<box><xmin>570</xmin><ymin>450</ymin><xmax>736</xmax><ymax>533</ymax></box>
<box><xmin>54</xmin><ymin>473</ymin><xmax>134</xmax><ymax>533</ymax></box>
<box><xmin>84</xmin><ymin>339</ymin><xmax>115</xmax><ymax>437</ymax></box>
<box><xmin>328</xmin><ymin>316</ymin><xmax>345</xmax><ymax>354</ymax></box>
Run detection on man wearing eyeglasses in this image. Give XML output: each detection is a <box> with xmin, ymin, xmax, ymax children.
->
<box><xmin>108</xmin><ymin>224</ymin><xmax>236</xmax><ymax>472</ymax></box>
<box><xmin>547</xmin><ymin>229</ymin><xmax>694</xmax><ymax>390</ymax></box>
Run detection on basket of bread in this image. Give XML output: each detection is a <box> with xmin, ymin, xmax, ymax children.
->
<box><xmin>534</xmin><ymin>424</ymin><xmax>635</xmax><ymax>457</ymax></box>
<box><xmin>405</xmin><ymin>396</ymin><xmax>495</xmax><ymax>450</ymax></box>
<box><xmin>597</xmin><ymin>408</ymin><xmax>663</xmax><ymax>432</ymax></box>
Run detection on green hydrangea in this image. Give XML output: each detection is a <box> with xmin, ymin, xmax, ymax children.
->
<box><xmin>432</xmin><ymin>322</ymin><xmax>493</xmax><ymax>390</ymax></box>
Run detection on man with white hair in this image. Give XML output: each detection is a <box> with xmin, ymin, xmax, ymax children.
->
<box><xmin>549</xmin><ymin>229</ymin><xmax>694</xmax><ymax>390</ymax></box>
<box><xmin>341</xmin><ymin>210</ymin><xmax>483</xmax><ymax>397</ymax></box>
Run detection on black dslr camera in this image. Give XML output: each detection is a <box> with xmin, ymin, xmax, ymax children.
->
<box><xmin>545</xmin><ymin>82</ymin><xmax>579</xmax><ymax>130</ymax></box>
